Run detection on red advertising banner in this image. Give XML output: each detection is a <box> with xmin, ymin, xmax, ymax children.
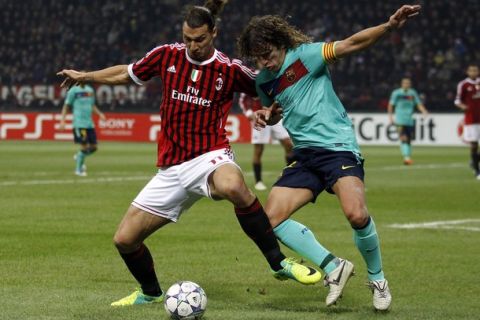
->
<box><xmin>0</xmin><ymin>112</ymin><xmax>252</xmax><ymax>143</ymax></box>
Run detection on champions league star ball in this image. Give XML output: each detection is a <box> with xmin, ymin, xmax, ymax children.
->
<box><xmin>164</xmin><ymin>281</ymin><xmax>207</xmax><ymax>319</ymax></box>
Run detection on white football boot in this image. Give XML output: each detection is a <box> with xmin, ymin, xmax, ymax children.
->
<box><xmin>324</xmin><ymin>258</ymin><xmax>355</xmax><ymax>306</ymax></box>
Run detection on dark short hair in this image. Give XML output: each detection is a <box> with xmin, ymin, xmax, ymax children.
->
<box><xmin>183</xmin><ymin>0</ymin><xmax>227</xmax><ymax>30</ymax></box>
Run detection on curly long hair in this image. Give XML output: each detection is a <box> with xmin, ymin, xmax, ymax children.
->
<box><xmin>238</xmin><ymin>15</ymin><xmax>312</xmax><ymax>59</ymax></box>
<box><xmin>183</xmin><ymin>0</ymin><xmax>228</xmax><ymax>30</ymax></box>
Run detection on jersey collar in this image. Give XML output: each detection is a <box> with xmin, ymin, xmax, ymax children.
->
<box><xmin>185</xmin><ymin>49</ymin><xmax>218</xmax><ymax>65</ymax></box>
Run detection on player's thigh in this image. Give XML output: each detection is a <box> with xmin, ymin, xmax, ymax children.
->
<box><xmin>397</xmin><ymin>125</ymin><xmax>410</xmax><ymax>141</ymax></box>
<box><xmin>133</xmin><ymin>168</ymin><xmax>200</xmax><ymax>222</ymax></box>
<box><xmin>86</xmin><ymin>128</ymin><xmax>98</xmax><ymax>145</ymax></box>
<box><xmin>114</xmin><ymin>204</ymin><xmax>171</xmax><ymax>252</ymax></box>
<box><xmin>331</xmin><ymin>176</ymin><xmax>369</xmax><ymax>227</ymax></box>
<box><xmin>73</xmin><ymin>128</ymin><xmax>88</xmax><ymax>144</ymax></box>
<box><xmin>463</xmin><ymin>124</ymin><xmax>480</xmax><ymax>142</ymax></box>
<box><xmin>270</xmin><ymin>120</ymin><xmax>290</xmax><ymax>141</ymax></box>
<box><xmin>208</xmin><ymin>163</ymin><xmax>254</xmax><ymax>207</ymax></box>
<box><xmin>264</xmin><ymin>186</ymin><xmax>313</xmax><ymax>227</ymax></box>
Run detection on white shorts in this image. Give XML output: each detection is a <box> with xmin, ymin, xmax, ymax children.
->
<box><xmin>132</xmin><ymin>148</ymin><xmax>238</xmax><ymax>222</ymax></box>
<box><xmin>251</xmin><ymin>119</ymin><xmax>290</xmax><ymax>144</ymax></box>
<box><xmin>463</xmin><ymin>124</ymin><xmax>480</xmax><ymax>142</ymax></box>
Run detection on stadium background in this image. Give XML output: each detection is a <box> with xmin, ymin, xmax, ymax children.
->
<box><xmin>0</xmin><ymin>0</ymin><xmax>478</xmax><ymax>113</ymax></box>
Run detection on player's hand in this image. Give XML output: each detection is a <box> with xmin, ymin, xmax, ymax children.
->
<box><xmin>388</xmin><ymin>5</ymin><xmax>421</xmax><ymax>29</ymax></box>
<box><xmin>59</xmin><ymin>121</ymin><xmax>65</xmax><ymax>131</ymax></box>
<box><xmin>265</xmin><ymin>101</ymin><xmax>283</xmax><ymax>122</ymax></box>
<box><xmin>56</xmin><ymin>69</ymin><xmax>87</xmax><ymax>88</ymax></box>
<box><xmin>253</xmin><ymin>109</ymin><xmax>269</xmax><ymax>130</ymax></box>
<box><xmin>99</xmin><ymin>113</ymin><xmax>106</xmax><ymax>121</ymax></box>
<box><xmin>253</xmin><ymin>102</ymin><xmax>283</xmax><ymax>130</ymax></box>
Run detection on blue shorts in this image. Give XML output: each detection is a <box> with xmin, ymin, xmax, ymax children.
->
<box><xmin>396</xmin><ymin>125</ymin><xmax>414</xmax><ymax>140</ymax></box>
<box><xmin>73</xmin><ymin>128</ymin><xmax>97</xmax><ymax>145</ymax></box>
<box><xmin>274</xmin><ymin>147</ymin><xmax>364</xmax><ymax>202</ymax></box>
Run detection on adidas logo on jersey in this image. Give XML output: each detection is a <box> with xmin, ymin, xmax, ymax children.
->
<box><xmin>167</xmin><ymin>65</ymin><xmax>176</xmax><ymax>73</ymax></box>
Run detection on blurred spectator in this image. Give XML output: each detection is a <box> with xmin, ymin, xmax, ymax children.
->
<box><xmin>0</xmin><ymin>0</ymin><xmax>478</xmax><ymax>112</ymax></box>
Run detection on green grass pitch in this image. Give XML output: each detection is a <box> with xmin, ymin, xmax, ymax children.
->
<box><xmin>1</xmin><ymin>141</ymin><xmax>479</xmax><ymax>320</ymax></box>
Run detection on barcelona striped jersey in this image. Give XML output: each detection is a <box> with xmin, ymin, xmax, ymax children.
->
<box><xmin>64</xmin><ymin>85</ymin><xmax>96</xmax><ymax>129</ymax></box>
<box><xmin>256</xmin><ymin>42</ymin><xmax>360</xmax><ymax>155</ymax></box>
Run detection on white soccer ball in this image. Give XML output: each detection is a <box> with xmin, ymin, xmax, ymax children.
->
<box><xmin>164</xmin><ymin>281</ymin><xmax>207</xmax><ymax>319</ymax></box>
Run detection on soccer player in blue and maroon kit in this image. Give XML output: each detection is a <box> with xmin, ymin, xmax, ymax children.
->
<box><xmin>57</xmin><ymin>0</ymin><xmax>320</xmax><ymax>306</ymax></box>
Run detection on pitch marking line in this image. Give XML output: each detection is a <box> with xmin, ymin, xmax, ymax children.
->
<box><xmin>0</xmin><ymin>162</ymin><xmax>468</xmax><ymax>187</ymax></box>
<box><xmin>388</xmin><ymin>219</ymin><xmax>480</xmax><ymax>232</ymax></box>
<box><xmin>0</xmin><ymin>176</ymin><xmax>153</xmax><ymax>187</ymax></box>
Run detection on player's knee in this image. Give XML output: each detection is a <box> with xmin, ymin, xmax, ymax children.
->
<box><xmin>223</xmin><ymin>181</ymin><xmax>254</xmax><ymax>207</ymax></box>
<box><xmin>344</xmin><ymin>205</ymin><xmax>369</xmax><ymax>228</ymax></box>
<box><xmin>113</xmin><ymin>233</ymin><xmax>138</xmax><ymax>252</ymax></box>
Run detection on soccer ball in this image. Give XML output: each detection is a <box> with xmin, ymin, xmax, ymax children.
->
<box><xmin>164</xmin><ymin>281</ymin><xmax>207</xmax><ymax>319</ymax></box>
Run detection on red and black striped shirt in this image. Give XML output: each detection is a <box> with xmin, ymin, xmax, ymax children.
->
<box><xmin>128</xmin><ymin>43</ymin><xmax>257</xmax><ymax>166</ymax></box>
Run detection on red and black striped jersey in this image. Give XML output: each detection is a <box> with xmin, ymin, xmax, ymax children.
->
<box><xmin>128</xmin><ymin>43</ymin><xmax>257</xmax><ymax>166</ymax></box>
<box><xmin>455</xmin><ymin>77</ymin><xmax>480</xmax><ymax>124</ymax></box>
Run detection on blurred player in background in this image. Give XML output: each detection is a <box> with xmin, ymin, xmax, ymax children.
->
<box><xmin>239</xmin><ymin>92</ymin><xmax>293</xmax><ymax>190</ymax></box>
<box><xmin>387</xmin><ymin>77</ymin><xmax>429</xmax><ymax>165</ymax></box>
<box><xmin>59</xmin><ymin>83</ymin><xmax>106</xmax><ymax>176</ymax></box>
<box><xmin>57</xmin><ymin>0</ymin><xmax>320</xmax><ymax>307</ymax></box>
<box><xmin>239</xmin><ymin>4</ymin><xmax>422</xmax><ymax>311</ymax></box>
<box><xmin>455</xmin><ymin>64</ymin><xmax>480</xmax><ymax>180</ymax></box>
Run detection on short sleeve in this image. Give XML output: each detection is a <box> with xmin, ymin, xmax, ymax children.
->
<box><xmin>389</xmin><ymin>91</ymin><xmax>397</xmax><ymax>105</ymax></box>
<box><xmin>128</xmin><ymin>45</ymin><xmax>167</xmax><ymax>85</ymax></box>
<box><xmin>232</xmin><ymin>59</ymin><xmax>257</xmax><ymax>96</ymax></box>
<box><xmin>255</xmin><ymin>77</ymin><xmax>274</xmax><ymax>107</ymax></box>
<box><xmin>413</xmin><ymin>90</ymin><xmax>421</xmax><ymax>105</ymax></box>
<box><xmin>64</xmin><ymin>88</ymin><xmax>75</xmax><ymax>105</ymax></box>
<box><xmin>299</xmin><ymin>42</ymin><xmax>337</xmax><ymax>76</ymax></box>
<box><xmin>454</xmin><ymin>82</ymin><xmax>464</xmax><ymax>105</ymax></box>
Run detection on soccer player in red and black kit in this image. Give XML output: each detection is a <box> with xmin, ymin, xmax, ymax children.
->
<box><xmin>57</xmin><ymin>0</ymin><xmax>320</xmax><ymax>306</ymax></box>
<box><xmin>455</xmin><ymin>64</ymin><xmax>480</xmax><ymax>180</ymax></box>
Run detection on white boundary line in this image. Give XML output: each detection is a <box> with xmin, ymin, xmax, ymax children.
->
<box><xmin>388</xmin><ymin>219</ymin><xmax>480</xmax><ymax>232</ymax></box>
<box><xmin>0</xmin><ymin>176</ymin><xmax>152</xmax><ymax>187</ymax></box>
<box><xmin>0</xmin><ymin>162</ymin><xmax>469</xmax><ymax>187</ymax></box>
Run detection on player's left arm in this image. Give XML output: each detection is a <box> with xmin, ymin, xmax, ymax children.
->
<box><xmin>93</xmin><ymin>105</ymin><xmax>106</xmax><ymax>121</ymax></box>
<box><xmin>413</xmin><ymin>90</ymin><xmax>429</xmax><ymax>116</ymax></box>
<box><xmin>334</xmin><ymin>5</ymin><xmax>421</xmax><ymax>59</ymax></box>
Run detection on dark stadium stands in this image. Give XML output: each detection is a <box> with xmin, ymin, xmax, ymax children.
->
<box><xmin>0</xmin><ymin>0</ymin><xmax>478</xmax><ymax>112</ymax></box>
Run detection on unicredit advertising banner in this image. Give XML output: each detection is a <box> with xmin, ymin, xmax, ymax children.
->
<box><xmin>0</xmin><ymin>112</ymin><xmax>465</xmax><ymax>145</ymax></box>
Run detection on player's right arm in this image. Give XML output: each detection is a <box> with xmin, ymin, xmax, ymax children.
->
<box><xmin>57</xmin><ymin>65</ymin><xmax>131</xmax><ymax>88</ymax></box>
<box><xmin>59</xmin><ymin>88</ymin><xmax>76</xmax><ymax>130</ymax></box>
<box><xmin>59</xmin><ymin>104</ymin><xmax>70</xmax><ymax>131</ymax></box>
<box><xmin>454</xmin><ymin>81</ymin><xmax>468</xmax><ymax>111</ymax></box>
<box><xmin>387</xmin><ymin>91</ymin><xmax>396</xmax><ymax>124</ymax></box>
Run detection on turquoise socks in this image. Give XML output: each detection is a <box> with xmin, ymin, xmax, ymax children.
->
<box><xmin>75</xmin><ymin>151</ymin><xmax>85</xmax><ymax>172</ymax></box>
<box><xmin>274</xmin><ymin>219</ymin><xmax>338</xmax><ymax>274</ymax></box>
<box><xmin>353</xmin><ymin>217</ymin><xmax>384</xmax><ymax>281</ymax></box>
<box><xmin>400</xmin><ymin>142</ymin><xmax>411</xmax><ymax>159</ymax></box>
